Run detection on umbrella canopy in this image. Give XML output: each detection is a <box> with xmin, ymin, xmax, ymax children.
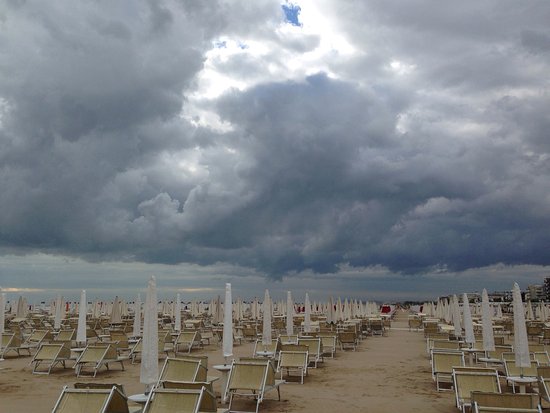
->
<box><xmin>76</xmin><ymin>290</ymin><xmax>87</xmax><ymax>344</ymax></box>
<box><xmin>140</xmin><ymin>276</ymin><xmax>159</xmax><ymax>388</ymax></box>
<box><xmin>262</xmin><ymin>290</ymin><xmax>272</xmax><ymax>345</ymax></box>
<box><xmin>133</xmin><ymin>294</ymin><xmax>141</xmax><ymax>338</ymax></box>
<box><xmin>174</xmin><ymin>293</ymin><xmax>181</xmax><ymax>332</ymax></box>
<box><xmin>304</xmin><ymin>293</ymin><xmax>311</xmax><ymax>333</ymax></box>
<box><xmin>481</xmin><ymin>289</ymin><xmax>495</xmax><ymax>352</ymax></box>
<box><xmin>286</xmin><ymin>291</ymin><xmax>294</xmax><ymax>336</ymax></box>
<box><xmin>223</xmin><ymin>283</ymin><xmax>233</xmax><ymax>360</ymax></box>
<box><xmin>452</xmin><ymin>295</ymin><xmax>462</xmax><ymax>338</ymax></box>
<box><xmin>462</xmin><ymin>293</ymin><xmax>475</xmax><ymax>346</ymax></box>
<box><xmin>326</xmin><ymin>297</ymin><xmax>334</xmax><ymax>324</ymax></box>
<box><xmin>513</xmin><ymin>282</ymin><xmax>530</xmax><ymax>369</ymax></box>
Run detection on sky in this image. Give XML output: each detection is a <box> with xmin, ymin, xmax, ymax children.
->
<box><xmin>1</xmin><ymin>0</ymin><xmax>550</xmax><ymax>303</ymax></box>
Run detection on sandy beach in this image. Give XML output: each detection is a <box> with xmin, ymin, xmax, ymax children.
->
<box><xmin>0</xmin><ymin>310</ymin><xmax>462</xmax><ymax>413</ymax></box>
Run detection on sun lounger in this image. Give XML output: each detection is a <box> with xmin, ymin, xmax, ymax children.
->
<box><xmin>31</xmin><ymin>342</ymin><xmax>72</xmax><ymax>374</ymax></box>
<box><xmin>242</xmin><ymin>327</ymin><xmax>258</xmax><ymax>342</ymax></box>
<box><xmin>158</xmin><ymin>357</ymin><xmax>208</xmax><ymax>384</ymax></box>
<box><xmin>75</xmin><ymin>344</ymin><xmax>126</xmax><ymax>377</ymax></box>
<box><xmin>453</xmin><ymin>367</ymin><xmax>501</xmax><ymax>413</ymax></box>
<box><xmin>253</xmin><ymin>339</ymin><xmax>280</xmax><ymax>358</ymax></box>
<box><xmin>277</xmin><ymin>349</ymin><xmax>308</xmax><ymax>384</ymax></box>
<box><xmin>471</xmin><ymin>391</ymin><xmax>542</xmax><ymax>412</ymax></box>
<box><xmin>174</xmin><ymin>331</ymin><xmax>203</xmax><ymax>354</ymax></box>
<box><xmin>319</xmin><ymin>334</ymin><xmax>337</xmax><ymax>358</ymax></box>
<box><xmin>142</xmin><ymin>386</ymin><xmax>228</xmax><ymax>413</ymax></box>
<box><xmin>226</xmin><ymin>360</ymin><xmax>284</xmax><ymax>413</ymax></box>
<box><xmin>20</xmin><ymin>329</ymin><xmax>53</xmax><ymax>354</ymax></box>
<box><xmin>51</xmin><ymin>385</ymin><xmax>130</xmax><ymax>413</ymax></box>
<box><xmin>297</xmin><ymin>337</ymin><xmax>323</xmax><ymax>368</ymax></box>
<box><xmin>503</xmin><ymin>359</ymin><xmax>539</xmax><ymax>392</ymax></box>
<box><xmin>0</xmin><ymin>333</ymin><xmax>23</xmax><ymax>358</ymax></box>
<box><xmin>431</xmin><ymin>351</ymin><xmax>465</xmax><ymax>391</ymax></box>
<box><xmin>55</xmin><ymin>329</ymin><xmax>76</xmax><ymax>343</ymax></box>
<box><xmin>338</xmin><ymin>331</ymin><xmax>357</xmax><ymax>351</ymax></box>
<box><xmin>129</xmin><ymin>337</ymin><xmax>169</xmax><ymax>364</ymax></box>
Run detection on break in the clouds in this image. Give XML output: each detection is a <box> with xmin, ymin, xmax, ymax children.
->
<box><xmin>1</xmin><ymin>0</ymin><xmax>549</xmax><ymax>294</ymax></box>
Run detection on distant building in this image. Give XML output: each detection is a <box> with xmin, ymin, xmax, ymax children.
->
<box><xmin>544</xmin><ymin>277</ymin><xmax>550</xmax><ymax>301</ymax></box>
<box><xmin>526</xmin><ymin>284</ymin><xmax>545</xmax><ymax>302</ymax></box>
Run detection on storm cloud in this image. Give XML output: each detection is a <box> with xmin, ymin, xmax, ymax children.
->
<box><xmin>1</xmin><ymin>0</ymin><xmax>549</xmax><ymax>291</ymax></box>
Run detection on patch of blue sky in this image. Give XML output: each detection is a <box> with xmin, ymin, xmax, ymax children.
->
<box><xmin>282</xmin><ymin>2</ymin><xmax>302</xmax><ymax>27</ymax></box>
<box><xmin>214</xmin><ymin>40</ymin><xmax>227</xmax><ymax>48</ymax></box>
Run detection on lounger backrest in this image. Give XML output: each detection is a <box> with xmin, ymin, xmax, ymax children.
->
<box><xmin>538</xmin><ymin>366</ymin><xmax>550</xmax><ymax>378</ymax></box>
<box><xmin>177</xmin><ymin>355</ymin><xmax>209</xmax><ymax>371</ymax></box>
<box><xmin>432</xmin><ymin>351</ymin><xmax>465</xmax><ymax>375</ymax></box>
<box><xmin>504</xmin><ymin>360</ymin><xmax>538</xmax><ymax>377</ymax></box>
<box><xmin>52</xmin><ymin>387</ymin><xmax>129</xmax><ymax>413</ymax></box>
<box><xmin>321</xmin><ymin>336</ymin><xmax>336</xmax><ymax>349</ymax></box>
<box><xmin>279</xmin><ymin>351</ymin><xmax>308</xmax><ymax>368</ymax></box>
<box><xmin>472</xmin><ymin>391</ymin><xmax>540</xmax><ymax>411</ymax></box>
<box><xmin>159</xmin><ymin>358</ymin><xmax>202</xmax><ymax>382</ymax></box>
<box><xmin>144</xmin><ymin>389</ymin><xmax>201</xmax><ymax>413</ymax></box>
<box><xmin>163</xmin><ymin>381</ymin><xmax>214</xmax><ymax>395</ymax></box>
<box><xmin>533</xmin><ymin>352</ymin><xmax>550</xmax><ymax>365</ymax></box>
<box><xmin>486</xmin><ymin>345</ymin><xmax>513</xmax><ymax>360</ymax></box>
<box><xmin>177</xmin><ymin>331</ymin><xmax>197</xmax><ymax>344</ymax></box>
<box><xmin>228</xmin><ymin>362</ymin><xmax>267</xmax><ymax>392</ymax></box>
<box><xmin>454</xmin><ymin>371</ymin><xmax>500</xmax><ymax>407</ymax></box>
<box><xmin>298</xmin><ymin>338</ymin><xmax>321</xmax><ymax>356</ymax></box>
<box><xmin>34</xmin><ymin>343</ymin><xmax>64</xmax><ymax>361</ymax></box>
<box><xmin>79</xmin><ymin>346</ymin><xmax>109</xmax><ymax>363</ymax></box>
<box><xmin>338</xmin><ymin>332</ymin><xmax>356</xmax><ymax>343</ymax></box>
<box><xmin>432</xmin><ymin>340</ymin><xmax>460</xmax><ymax>350</ymax></box>
<box><xmin>56</xmin><ymin>329</ymin><xmax>76</xmax><ymax>341</ymax></box>
<box><xmin>1</xmin><ymin>333</ymin><xmax>14</xmax><ymax>347</ymax></box>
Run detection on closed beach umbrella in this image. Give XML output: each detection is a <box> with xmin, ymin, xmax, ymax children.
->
<box><xmin>304</xmin><ymin>293</ymin><xmax>311</xmax><ymax>333</ymax></box>
<box><xmin>110</xmin><ymin>296</ymin><xmax>122</xmax><ymax>324</ymax></box>
<box><xmin>133</xmin><ymin>294</ymin><xmax>141</xmax><ymax>338</ymax></box>
<box><xmin>327</xmin><ymin>297</ymin><xmax>334</xmax><ymax>324</ymax></box>
<box><xmin>262</xmin><ymin>290</ymin><xmax>271</xmax><ymax>345</ymax></box>
<box><xmin>452</xmin><ymin>295</ymin><xmax>462</xmax><ymax>338</ymax></box>
<box><xmin>286</xmin><ymin>291</ymin><xmax>294</xmax><ymax>335</ymax></box>
<box><xmin>513</xmin><ymin>283</ymin><xmax>530</xmax><ymax>369</ymax></box>
<box><xmin>481</xmin><ymin>289</ymin><xmax>495</xmax><ymax>352</ymax></box>
<box><xmin>462</xmin><ymin>293</ymin><xmax>475</xmax><ymax>346</ymax></box>
<box><xmin>140</xmin><ymin>276</ymin><xmax>159</xmax><ymax>391</ymax></box>
<box><xmin>76</xmin><ymin>290</ymin><xmax>87</xmax><ymax>345</ymax></box>
<box><xmin>223</xmin><ymin>283</ymin><xmax>233</xmax><ymax>361</ymax></box>
<box><xmin>0</xmin><ymin>287</ymin><xmax>5</xmax><ymax>336</ymax></box>
<box><xmin>54</xmin><ymin>294</ymin><xmax>63</xmax><ymax>330</ymax></box>
<box><xmin>174</xmin><ymin>293</ymin><xmax>181</xmax><ymax>332</ymax></box>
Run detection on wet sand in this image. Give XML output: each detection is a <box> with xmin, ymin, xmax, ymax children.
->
<box><xmin>1</xmin><ymin>310</ymin><xmax>458</xmax><ymax>412</ymax></box>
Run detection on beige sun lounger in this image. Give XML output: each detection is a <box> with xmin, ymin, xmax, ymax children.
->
<box><xmin>129</xmin><ymin>336</ymin><xmax>169</xmax><ymax>364</ymax></box>
<box><xmin>318</xmin><ymin>334</ymin><xmax>337</xmax><ymax>358</ymax></box>
<box><xmin>253</xmin><ymin>339</ymin><xmax>280</xmax><ymax>358</ymax></box>
<box><xmin>471</xmin><ymin>391</ymin><xmax>542</xmax><ymax>413</ymax></box>
<box><xmin>20</xmin><ymin>329</ymin><xmax>53</xmax><ymax>354</ymax></box>
<box><xmin>51</xmin><ymin>385</ymin><xmax>130</xmax><ymax>413</ymax></box>
<box><xmin>338</xmin><ymin>331</ymin><xmax>357</xmax><ymax>351</ymax></box>
<box><xmin>432</xmin><ymin>340</ymin><xmax>461</xmax><ymax>351</ymax></box>
<box><xmin>0</xmin><ymin>333</ymin><xmax>23</xmax><ymax>358</ymax></box>
<box><xmin>453</xmin><ymin>367</ymin><xmax>501</xmax><ymax>413</ymax></box>
<box><xmin>431</xmin><ymin>351</ymin><xmax>465</xmax><ymax>391</ymax></box>
<box><xmin>175</xmin><ymin>331</ymin><xmax>203</xmax><ymax>354</ymax></box>
<box><xmin>503</xmin><ymin>359</ymin><xmax>539</xmax><ymax>392</ymax></box>
<box><xmin>142</xmin><ymin>386</ymin><xmax>227</xmax><ymax>413</ymax></box>
<box><xmin>31</xmin><ymin>342</ymin><xmax>72</xmax><ymax>374</ymax></box>
<box><xmin>226</xmin><ymin>360</ymin><xmax>284</xmax><ymax>413</ymax></box>
<box><xmin>55</xmin><ymin>329</ymin><xmax>76</xmax><ymax>343</ymax></box>
<box><xmin>277</xmin><ymin>348</ymin><xmax>308</xmax><ymax>384</ymax></box>
<box><xmin>297</xmin><ymin>337</ymin><xmax>323</xmax><ymax>368</ymax></box>
<box><xmin>75</xmin><ymin>344</ymin><xmax>126</xmax><ymax>377</ymax></box>
<box><xmin>158</xmin><ymin>357</ymin><xmax>208</xmax><ymax>385</ymax></box>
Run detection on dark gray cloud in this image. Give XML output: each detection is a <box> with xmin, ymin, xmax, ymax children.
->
<box><xmin>0</xmin><ymin>0</ymin><xmax>549</xmax><ymax>287</ymax></box>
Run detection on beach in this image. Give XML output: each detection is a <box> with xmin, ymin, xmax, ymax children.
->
<box><xmin>0</xmin><ymin>310</ymin><xmax>459</xmax><ymax>413</ymax></box>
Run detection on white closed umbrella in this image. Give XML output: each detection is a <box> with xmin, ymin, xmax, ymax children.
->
<box><xmin>174</xmin><ymin>293</ymin><xmax>181</xmax><ymax>332</ymax></box>
<box><xmin>110</xmin><ymin>296</ymin><xmax>122</xmax><ymax>324</ymax></box>
<box><xmin>262</xmin><ymin>290</ymin><xmax>271</xmax><ymax>346</ymax></box>
<box><xmin>54</xmin><ymin>294</ymin><xmax>63</xmax><ymax>330</ymax></box>
<box><xmin>481</xmin><ymin>289</ymin><xmax>495</xmax><ymax>352</ymax></box>
<box><xmin>0</xmin><ymin>288</ymin><xmax>5</xmax><ymax>361</ymax></box>
<box><xmin>304</xmin><ymin>293</ymin><xmax>311</xmax><ymax>333</ymax></box>
<box><xmin>327</xmin><ymin>297</ymin><xmax>334</xmax><ymax>324</ymax></box>
<box><xmin>223</xmin><ymin>283</ymin><xmax>233</xmax><ymax>361</ymax></box>
<box><xmin>76</xmin><ymin>290</ymin><xmax>87</xmax><ymax>345</ymax></box>
<box><xmin>452</xmin><ymin>295</ymin><xmax>462</xmax><ymax>338</ymax></box>
<box><xmin>140</xmin><ymin>276</ymin><xmax>159</xmax><ymax>392</ymax></box>
<box><xmin>462</xmin><ymin>293</ymin><xmax>475</xmax><ymax>347</ymax></box>
<box><xmin>286</xmin><ymin>291</ymin><xmax>293</xmax><ymax>336</ymax></box>
<box><xmin>513</xmin><ymin>283</ymin><xmax>530</xmax><ymax>372</ymax></box>
<box><xmin>133</xmin><ymin>294</ymin><xmax>141</xmax><ymax>338</ymax></box>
